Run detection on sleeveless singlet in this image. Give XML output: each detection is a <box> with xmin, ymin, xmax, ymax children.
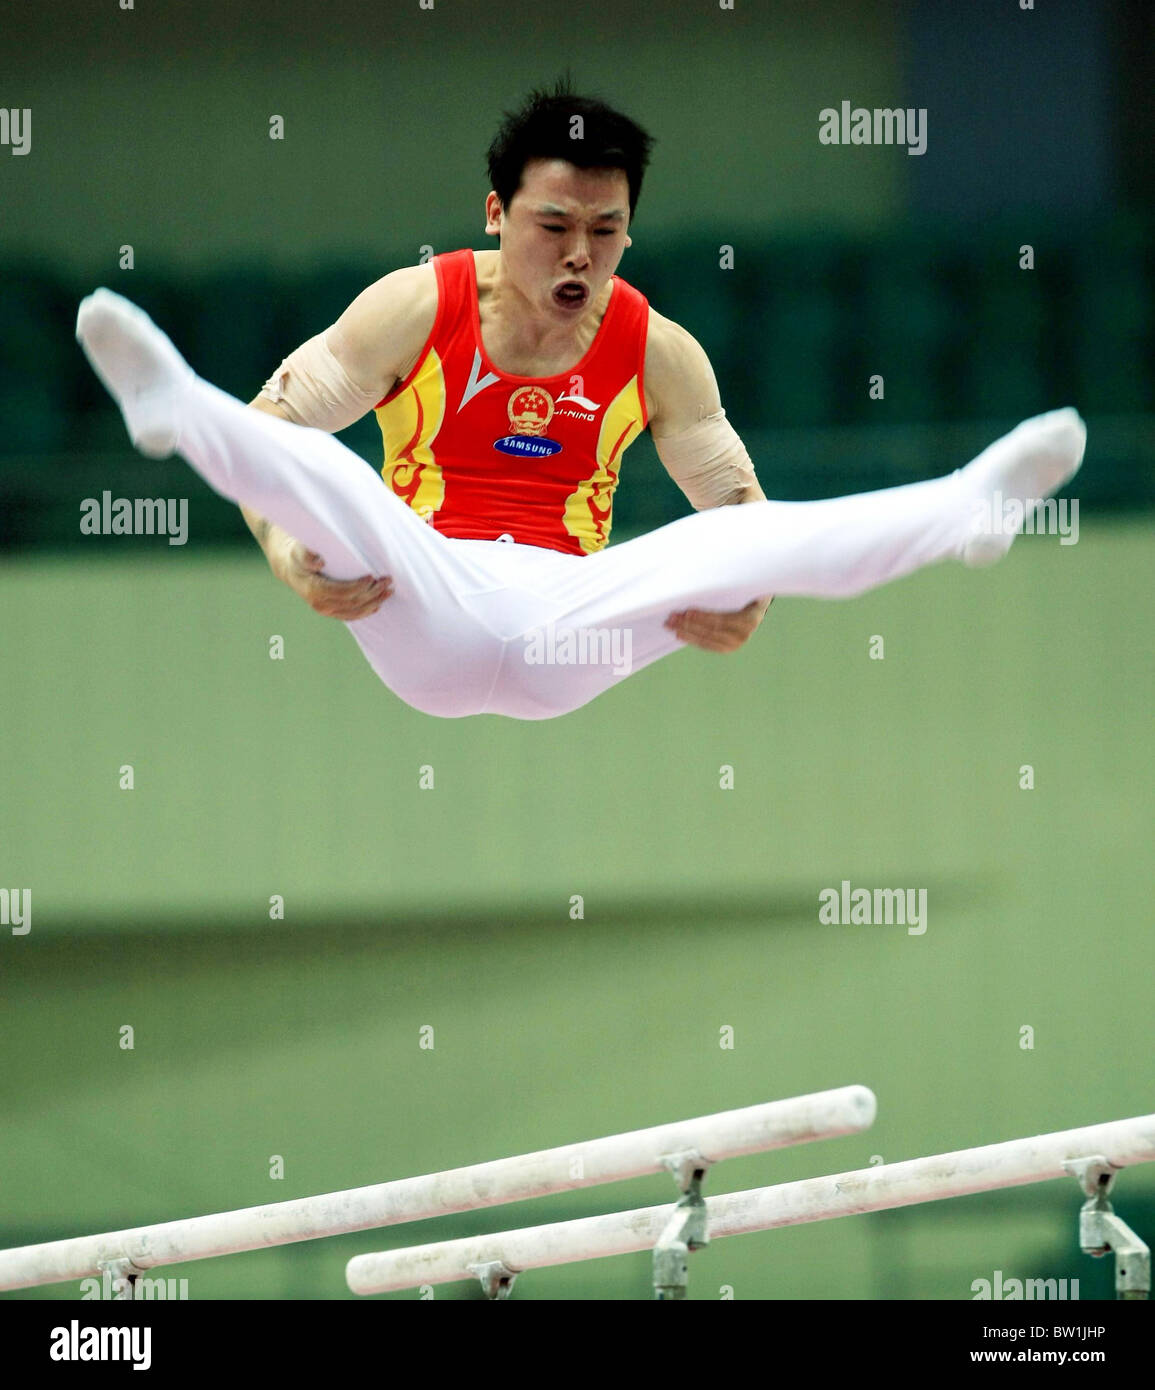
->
<box><xmin>372</xmin><ymin>248</ymin><xmax>650</xmax><ymax>556</ymax></box>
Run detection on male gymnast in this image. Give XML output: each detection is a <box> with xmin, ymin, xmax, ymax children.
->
<box><xmin>75</xmin><ymin>83</ymin><xmax>1086</xmax><ymax>720</ymax></box>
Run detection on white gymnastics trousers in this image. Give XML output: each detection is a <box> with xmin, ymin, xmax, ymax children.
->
<box><xmin>172</xmin><ymin>373</ymin><xmax>1002</xmax><ymax>720</ymax></box>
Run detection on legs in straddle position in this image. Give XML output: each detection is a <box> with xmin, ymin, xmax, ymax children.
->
<box><xmin>75</xmin><ymin>289</ymin><xmax>1086</xmax><ymax>720</ymax></box>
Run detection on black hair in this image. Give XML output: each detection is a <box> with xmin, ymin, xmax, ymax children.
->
<box><xmin>486</xmin><ymin>75</ymin><xmax>655</xmax><ymax>222</ymax></box>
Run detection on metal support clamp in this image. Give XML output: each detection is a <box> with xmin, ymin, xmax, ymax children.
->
<box><xmin>467</xmin><ymin>1259</ymin><xmax>517</xmax><ymax>1301</ymax></box>
<box><xmin>1063</xmin><ymin>1154</ymin><xmax>1151</xmax><ymax>1300</ymax></box>
<box><xmin>653</xmin><ymin>1148</ymin><xmax>712</xmax><ymax>1300</ymax></box>
<box><xmin>97</xmin><ymin>1256</ymin><xmax>143</xmax><ymax>1301</ymax></box>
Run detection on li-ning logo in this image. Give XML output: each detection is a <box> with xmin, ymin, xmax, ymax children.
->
<box><xmin>554</xmin><ymin>390</ymin><xmax>600</xmax><ymax>422</ymax></box>
<box><xmin>556</xmin><ymin>391</ymin><xmax>600</xmax><ymax>410</ymax></box>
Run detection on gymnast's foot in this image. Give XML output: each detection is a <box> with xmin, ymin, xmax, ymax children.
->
<box><xmin>76</xmin><ymin>288</ymin><xmax>195</xmax><ymax>458</ymax></box>
<box><xmin>959</xmin><ymin>407</ymin><xmax>1086</xmax><ymax>567</ymax></box>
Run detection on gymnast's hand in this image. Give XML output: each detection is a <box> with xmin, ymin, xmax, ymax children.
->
<box><xmin>664</xmin><ymin>595</ymin><xmax>773</xmax><ymax>653</ymax></box>
<box><xmin>268</xmin><ymin>530</ymin><xmax>393</xmax><ymax>621</ymax></box>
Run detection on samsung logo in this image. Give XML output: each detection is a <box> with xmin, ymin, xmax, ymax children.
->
<box><xmin>493</xmin><ymin>436</ymin><xmax>563</xmax><ymax>458</ymax></box>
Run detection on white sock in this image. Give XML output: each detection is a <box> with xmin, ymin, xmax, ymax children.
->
<box><xmin>958</xmin><ymin>408</ymin><xmax>1086</xmax><ymax>567</ymax></box>
<box><xmin>75</xmin><ymin>288</ymin><xmax>195</xmax><ymax>458</ymax></box>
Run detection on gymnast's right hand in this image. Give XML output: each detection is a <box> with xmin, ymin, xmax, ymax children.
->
<box><xmin>267</xmin><ymin>530</ymin><xmax>393</xmax><ymax>621</ymax></box>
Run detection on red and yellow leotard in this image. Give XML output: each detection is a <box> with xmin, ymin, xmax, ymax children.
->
<box><xmin>372</xmin><ymin>249</ymin><xmax>650</xmax><ymax>556</ymax></box>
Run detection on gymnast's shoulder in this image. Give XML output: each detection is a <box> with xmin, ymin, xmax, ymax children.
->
<box><xmin>328</xmin><ymin>263</ymin><xmax>439</xmax><ymax>400</ymax></box>
<box><xmin>643</xmin><ymin>307</ymin><xmax>722</xmax><ymax>437</ymax></box>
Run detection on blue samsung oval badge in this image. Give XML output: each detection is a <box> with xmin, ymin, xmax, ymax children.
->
<box><xmin>493</xmin><ymin>435</ymin><xmax>563</xmax><ymax>458</ymax></box>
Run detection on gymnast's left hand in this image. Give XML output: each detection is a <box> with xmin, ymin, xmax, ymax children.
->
<box><xmin>664</xmin><ymin>595</ymin><xmax>773</xmax><ymax>653</ymax></box>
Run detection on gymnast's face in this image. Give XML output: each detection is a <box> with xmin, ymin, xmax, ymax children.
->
<box><xmin>485</xmin><ymin>158</ymin><xmax>633</xmax><ymax>321</ymax></box>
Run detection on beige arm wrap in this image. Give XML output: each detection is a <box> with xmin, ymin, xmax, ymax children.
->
<box><xmin>653</xmin><ymin>407</ymin><xmax>760</xmax><ymax>509</ymax></box>
<box><xmin>258</xmin><ymin>329</ymin><xmax>383</xmax><ymax>432</ymax></box>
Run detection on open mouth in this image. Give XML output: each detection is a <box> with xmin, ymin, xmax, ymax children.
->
<box><xmin>553</xmin><ymin>281</ymin><xmax>589</xmax><ymax>308</ymax></box>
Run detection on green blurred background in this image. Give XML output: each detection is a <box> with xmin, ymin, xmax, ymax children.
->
<box><xmin>1</xmin><ymin>0</ymin><xmax>1152</xmax><ymax>1299</ymax></box>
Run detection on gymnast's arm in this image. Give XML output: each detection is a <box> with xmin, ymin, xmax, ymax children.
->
<box><xmin>646</xmin><ymin>312</ymin><xmax>773</xmax><ymax>653</ymax></box>
<box><xmin>240</xmin><ymin>264</ymin><xmax>436</xmax><ymax>620</ymax></box>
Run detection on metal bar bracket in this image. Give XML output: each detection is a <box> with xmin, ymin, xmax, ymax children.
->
<box><xmin>96</xmin><ymin>1255</ymin><xmax>144</xmax><ymax>1301</ymax></box>
<box><xmin>653</xmin><ymin>1148</ymin><xmax>712</xmax><ymax>1300</ymax></box>
<box><xmin>1063</xmin><ymin>1154</ymin><xmax>1150</xmax><ymax>1300</ymax></box>
<box><xmin>467</xmin><ymin>1258</ymin><xmax>517</xmax><ymax>1301</ymax></box>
